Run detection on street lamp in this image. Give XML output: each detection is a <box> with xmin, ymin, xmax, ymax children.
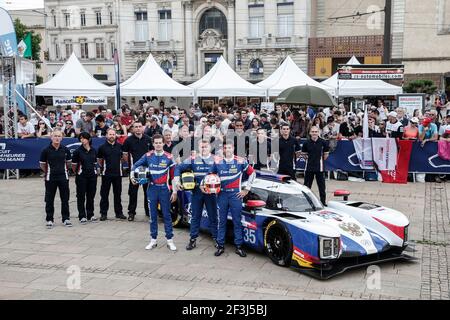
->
<box><xmin>172</xmin><ymin>52</ymin><xmax>177</xmax><ymax>68</ymax></box>
<box><xmin>237</xmin><ymin>53</ymin><xmax>242</xmax><ymax>70</ymax></box>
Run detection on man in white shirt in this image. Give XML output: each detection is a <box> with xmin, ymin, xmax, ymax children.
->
<box><xmin>163</xmin><ymin>116</ymin><xmax>179</xmax><ymax>140</ymax></box>
<box><xmin>17</xmin><ymin>114</ymin><xmax>36</xmax><ymax>139</ymax></box>
<box><xmin>71</xmin><ymin>105</ymin><xmax>83</xmax><ymax>124</ymax></box>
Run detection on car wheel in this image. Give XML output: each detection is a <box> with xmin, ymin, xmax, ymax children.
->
<box><xmin>170</xmin><ymin>198</ymin><xmax>189</xmax><ymax>228</ymax></box>
<box><xmin>264</xmin><ymin>219</ymin><xmax>293</xmax><ymax>267</ymax></box>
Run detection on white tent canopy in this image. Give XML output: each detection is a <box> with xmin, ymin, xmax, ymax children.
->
<box><xmin>322</xmin><ymin>56</ymin><xmax>403</xmax><ymax>97</ymax></box>
<box><xmin>35</xmin><ymin>53</ymin><xmax>115</xmax><ymax>96</ymax></box>
<box><xmin>189</xmin><ymin>56</ymin><xmax>266</xmax><ymax>97</ymax></box>
<box><xmin>256</xmin><ymin>56</ymin><xmax>335</xmax><ymax>97</ymax></box>
<box><xmin>119</xmin><ymin>53</ymin><xmax>193</xmax><ymax>97</ymax></box>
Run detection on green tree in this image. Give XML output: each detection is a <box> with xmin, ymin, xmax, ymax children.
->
<box><xmin>13</xmin><ymin>18</ymin><xmax>42</xmax><ymax>69</ymax></box>
<box><xmin>404</xmin><ymin>80</ymin><xmax>437</xmax><ymax>94</ymax></box>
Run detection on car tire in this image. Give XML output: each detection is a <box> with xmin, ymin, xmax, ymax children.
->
<box><xmin>170</xmin><ymin>198</ymin><xmax>189</xmax><ymax>228</ymax></box>
<box><xmin>264</xmin><ymin>219</ymin><xmax>293</xmax><ymax>267</ymax></box>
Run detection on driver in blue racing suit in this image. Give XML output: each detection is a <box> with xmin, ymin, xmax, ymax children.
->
<box><xmin>131</xmin><ymin>134</ymin><xmax>178</xmax><ymax>251</ymax></box>
<box><xmin>209</xmin><ymin>138</ymin><xmax>256</xmax><ymax>257</ymax></box>
<box><xmin>174</xmin><ymin>139</ymin><xmax>218</xmax><ymax>251</ymax></box>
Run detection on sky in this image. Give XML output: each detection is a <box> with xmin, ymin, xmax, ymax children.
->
<box><xmin>1</xmin><ymin>0</ymin><xmax>44</xmax><ymax>10</ymax></box>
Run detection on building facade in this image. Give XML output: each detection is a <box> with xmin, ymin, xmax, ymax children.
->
<box><xmin>41</xmin><ymin>0</ymin><xmax>450</xmax><ymax>93</ymax></box>
<box><xmin>45</xmin><ymin>0</ymin><xmax>119</xmax><ymax>84</ymax></box>
<box><xmin>120</xmin><ymin>0</ymin><xmax>310</xmax><ymax>84</ymax></box>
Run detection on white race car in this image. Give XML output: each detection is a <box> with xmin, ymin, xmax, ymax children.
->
<box><xmin>176</xmin><ymin>172</ymin><xmax>417</xmax><ymax>279</ymax></box>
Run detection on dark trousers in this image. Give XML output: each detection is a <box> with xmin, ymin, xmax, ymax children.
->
<box><xmin>75</xmin><ymin>175</ymin><xmax>97</xmax><ymax>220</ymax></box>
<box><xmin>100</xmin><ymin>175</ymin><xmax>123</xmax><ymax>217</ymax></box>
<box><xmin>128</xmin><ymin>182</ymin><xmax>149</xmax><ymax>216</ymax></box>
<box><xmin>304</xmin><ymin>171</ymin><xmax>326</xmax><ymax>205</ymax></box>
<box><xmin>45</xmin><ymin>179</ymin><xmax>70</xmax><ymax>222</ymax></box>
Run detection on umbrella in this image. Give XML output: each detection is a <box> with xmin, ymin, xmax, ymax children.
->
<box><xmin>274</xmin><ymin>85</ymin><xmax>337</xmax><ymax>107</ymax></box>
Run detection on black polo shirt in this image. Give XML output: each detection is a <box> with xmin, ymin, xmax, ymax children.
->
<box><xmin>122</xmin><ymin>134</ymin><xmax>152</xmax><ymax>166</ymax></box>
<box><xmin>72</xmin><ymin>145</ymin><xmax>97</xmax><ymax>177</ymax></box>
<box><xmin>278</xmin><ymin>135</ymin><xmax>301</xmax><ymax>171</ymax></box>
<box><xmin>39</xmin><ymin>144</ymin><xmax>71</xmax><ymax>181</ymax></box>
<box><xmin>97</xmin><ymin>141</ymin><xmax>123</xmax><ymax>176</ymax></box>
<box><xmin>301</xmin><ymin>138</ymin><xmax>330</xmax><ymax>172</ymax></box>
<box><xmin>250</xmin><ymin>138</ymin><xmax>272</xmax><ymax>170</ymax></box>
<box><xmin>163</xmin><ymin>140</ymin><xmax>178</xmax><ymax>154</ymax></box>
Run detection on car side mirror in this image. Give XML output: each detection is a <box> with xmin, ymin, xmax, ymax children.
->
<box><xmin>334</xmin><ymin>189</ymin><xmax>351</xmax><ymax>201</ymax></box>
<box><xmin>245</xmin><ymin>200</ymin><xmax>266</xmax><ymax>210</ymax></box>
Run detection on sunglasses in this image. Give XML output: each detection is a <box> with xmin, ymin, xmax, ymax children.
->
<box><xmin>65</xmin><ymin>122</ymin><xmax>73</xmax><ymax>125</ymax></box>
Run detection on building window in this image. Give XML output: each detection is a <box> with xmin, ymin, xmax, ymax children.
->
<box><xmin>65</xmin><ymin>42</ymin><xmax>73</xmax><ymax>58</ymax></box>
<box><xmin>81</xmin><ymin>13</ymin><xmax>86</xmax><ymax>26</ymax></box>
<box><xmin>55</xmin><ymin>43</ymin><xmax>60</xmax><ymax>59</ymax></box>
<box><xmin>51</xmin><ymin>10</ymin><xmax>57</xmax><ymax>27</ymax></box>
<box><xmin>199</xmin><ymin>8</ymin><xmax>227</xmax><ymax>38</ymax></box>
<box><xmin>135</xmin><ymin>11</ymin><xmax>148</xmax><ymax>41</ymax></box>
<box><xmin>80</xmin><ymin>42</ymin><xmax>89</xmax><ymax>59</ymax></box>
<box><xmin>160</xmin><ymin>60</ymin><xmax>173</xmax><ymax>77</ymax></box>
<box><xmin>109</xmin><ymin>10</ymin><xmax>113</xmax><ymax>24</ymax></box>
<box><xmin>64</xmin><ymin>13</ymin><xmax>70</xmax><ymax>27</ymax></box>
<box><xmin>96</xmin><ymin>41</ymin><xmax>105</xmax><ymax>59</ymax></box>
<box><xmin>137</xmin><ymin>60</ymin><xmax>145</xmax><ymax>71</ymax></box>
<box><xmin>110</xmin><ymin>42</ymin><xmax>115</xmax><ymax>58</ymax></box>
<box><xmin>249</xmin><ymin>5</ymin><xmax>264</xmax><ymax>38</ymax></box>
<box><xmin>96</xmin><ymin>11</ymin><xmax>102</xmax><ymax>25</ymax></box>
<box><xmin>249</xmin><ymin>59</ymin><xmax>264</xmax><ymax>75</ymax></box>
<box><xmin>277</xmin><ymin>3</ymin><xmax>294</xmax><ymax>37</ymax></box>
<box><xmin>159</xmin><ymin>10</ymin><xmax>172</xmax><ymax>41</ymax></box>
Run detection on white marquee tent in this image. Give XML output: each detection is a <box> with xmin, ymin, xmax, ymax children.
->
<box><xmin>35</xmin><ymin>53</ymin><xmax>115</xmax><ymax>96</ymax></box>
<box><xmin>322</xmin><ymin>56</ymin><xmax>403</xmax><ymax>97</ymax></box>
<box><xmin>256</xmin><ymin>56</ymin><xmax>335</xmax><ymax>97</ymax></box>
<box><xmin>119</xmin><ymin>53</ymin><xmax>194</xmax><ymax>97</ymax></box>
<box><xmin>189</xmin><ymin>56</ymin><xmax>266</xmax><ymax>97</ymax></box>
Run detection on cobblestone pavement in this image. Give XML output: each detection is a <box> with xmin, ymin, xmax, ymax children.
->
<box><xmin>0</xmin><ymin>177</ymin><xmax>448</xmax><ymax>300</ymax></box>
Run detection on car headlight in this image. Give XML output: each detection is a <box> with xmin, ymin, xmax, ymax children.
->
<box><xmin>319</xmin><ymin>236</ymin><xmax>340</xmax><ymax>259</ymax></box>
<box><xmin>404</xmin><ymin>225</ymin><xmax>409</xmax><ymax>244</ymax></box>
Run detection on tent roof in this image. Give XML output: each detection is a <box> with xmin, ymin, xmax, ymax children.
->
<box><xmin>35</xmin><ymin>53</ymin><xmax>114</xmax><ymax>96</ymax></box>
<box><xmin>256</xmin><ymin>56</ymin><xmax>335</xmax><ymax>96</ymax></box>
<box><xmin>189</xmin><ymin>56</ymin><xmax>266</xmax><ymax>97</ymax></box>
<box><xmin>322</xmin><ymin>56</ymin><xmax>403</xmax><ymax>97</ymax></box>
<box><xmin>119</xmin><ymin>53</ymin><xmax>193</xmax><ymax>97</ymax></box>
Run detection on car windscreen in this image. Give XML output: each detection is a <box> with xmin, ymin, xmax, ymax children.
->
<box><xmin>266</xmin><ymin>191</ymin><xmax>323</xmax><ymax>212</ymax></box>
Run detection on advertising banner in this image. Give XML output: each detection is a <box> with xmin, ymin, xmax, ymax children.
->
<box><xmin>0</xmin><ymin>7</ymin><xmax>18</xmax><ymax>57</ymax></box>
<box><xmin>53</xmin><ymin>96</ymin><xmax>107</xmax><ymax>106</ymax></box>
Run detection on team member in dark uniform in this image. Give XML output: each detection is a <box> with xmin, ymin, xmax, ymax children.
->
<box><xmin>122</xmin><ymin>121</ymin><xmax>152</xmax><ymax>221</ymax></box>
<box><xmin>39</xmin><ymin>129</ymin><xmax>72</xmax><ymax>228</ymax></box>
<box><xmin>301</xmin><ymin>126</ymin><xmax>330</xmax><ymax>206</ymax></box>
<box><xmin>71</xmin><ymin>132</ymin><xmax>98</xmax><ymax>224</ymax></box>
<box><xmin>277</xmin><ymin>124</ymin><xmax>301</xmax><ymax>179</ymax></box>
<box><xmin>97</xmin><ymin>128</ymin><xmax>127</xmax><ymax>221</ymax></box>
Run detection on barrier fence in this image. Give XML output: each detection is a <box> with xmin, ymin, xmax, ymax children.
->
<box><xmin>0</xmin><ymin>138</ymin><xmax>449</xmax><ymax>174</ymax></box>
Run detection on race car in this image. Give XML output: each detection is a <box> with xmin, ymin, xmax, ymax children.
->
<box><xmin>167</xmin><ymin>171</ymin><xmax>416</xmax><ymax>279</ymax></box>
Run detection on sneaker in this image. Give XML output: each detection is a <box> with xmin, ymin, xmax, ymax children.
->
<box><xmin>145</xmin><ymin>238</ymin><xmax>158</xmax><ymax>250</ymax></box>
<box><xmin>167</xmin><ymin>239</ymin><xmax>177</xmax><ymax>251</ymax></box>
<box><xmin>100</xmin><ymin>215</ymin><xmax>107</xmax><ymax>221</ymax></box>
<box><xmin>89</xmin><ymin>217</ymin><xmax>98</xmax><ymax>223</ymax></box>
<box><xmin>213</xmin><ymin>239</ymin><xmax>219</xmax><ymax>249</ymax></box>
<box><xmin>235</xmin><ymin>246</ymin><xmax>247</xmax><ymax>258</ymax></box>
<box><xmin>80</xmin><ymin>218</ymin><xmax>87</xmax><ymax>224</ymax></box>
<box><xmin>46</xmin><ymin>221</ymin><xmax>53</xmax><ymax>229</ymax></box>
<box><xmin>214</xmin><ymin>246</ymin><xmax>225</xmax><ymax>256</ymax></box>
<box><xmin>127</xmin><ymin>214</ymin><xmax>135</xmax><ymax>222</ymax></box>
<box><xmin>116</xmin><ymin>214</ymin><xmax>127</xmax><ymax>220</ymax></box>
<box><xmin>63</xmin><ymin>220</ymin><xmax>73</xmax><ymax>227</ymax></box>
<box><xmin>186</xmin><ymin>238</ymin><xmax>197</xmax><ymax>250</ymax></box>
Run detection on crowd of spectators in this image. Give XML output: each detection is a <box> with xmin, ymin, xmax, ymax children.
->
<box><xmin>5</xmin><ymin>96</ymin><xmax>450</xmax><ymax>172</ymax></box>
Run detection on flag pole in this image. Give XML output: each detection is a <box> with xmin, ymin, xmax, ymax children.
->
<box><xmin>113</xmin><ymin>49</ymin><xmax>121</xmax><ymax>111</ymax></box>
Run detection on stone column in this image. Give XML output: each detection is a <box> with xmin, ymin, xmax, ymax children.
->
<box><xmin>227</xmin><ymin>0</ymin><xmax>235</xmax><ymax>70</ymax></box>
<box><xmin>184</xmin><ymin>1</ymin><xmax>194</xmax><ymax>77</ymax></box>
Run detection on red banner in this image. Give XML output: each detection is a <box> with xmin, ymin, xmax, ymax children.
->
<box><xmin>380</xmin><ymin>140</ymin><xmax>414</xmax><ymax>184</ymax></box>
